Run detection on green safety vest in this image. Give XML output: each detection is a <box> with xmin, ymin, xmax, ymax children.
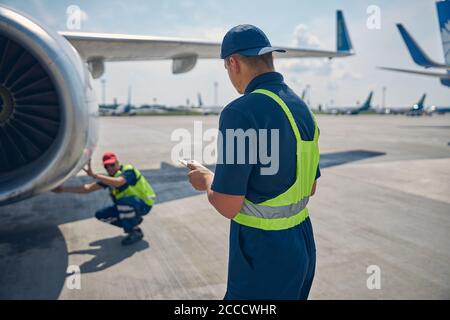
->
<box><xmin>233</xmin><ymin>89</ymin><xmax>320</xmax><ymax>231</ymax></box>
<box><xmin>110</xmin><ymin>164</ymin><xmax>156</xmax><ymax>206</ymax></box>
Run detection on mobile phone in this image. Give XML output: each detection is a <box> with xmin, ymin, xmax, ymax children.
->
<box><xmin>179</xmin><ymin>159</ymin><xmax>203</xmax><ymax>169</ymax></box>
<box><xmin>179</xmin><ymin>159</ymin><xmax>189</xmax><ymax>167</ymax></box>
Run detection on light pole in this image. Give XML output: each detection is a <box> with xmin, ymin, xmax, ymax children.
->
<box><xmin>101</xmin><ymin>79</ymin><xmax>106</xmax><ymax>106</ymax></box>
<box><xmin>306</xmin><ymin>84</ymin><xmax>311</xmax><ymax>106</ymax></box>
<box><xmin>214</xmin><ymin>81</ymin><xmax>218</xmax><ymax>106</ymax></box>
<box><xmin>382</xmin><ymin>86</ymin><xmax>386</xmax><ymax>110</ymax></box>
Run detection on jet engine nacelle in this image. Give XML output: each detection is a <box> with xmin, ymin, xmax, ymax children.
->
<box><xmin>0</xmin><ymin>6</ymin><xmax>98</xmax><ymax>205</ymax></box>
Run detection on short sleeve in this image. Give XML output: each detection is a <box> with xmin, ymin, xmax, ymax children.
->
<box><xmin>211</xmin><ymin>107</ymin><xmax>254</xmax><ymax>196</ymax></box>
<box><xmin>122</xmin><ymin>169</ymin><xmax>137</xmax><ymax>186</ymax></box>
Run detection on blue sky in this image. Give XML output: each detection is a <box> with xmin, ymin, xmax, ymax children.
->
<box><xmin>1</xmin><ymin>0</ymin><xmax>449</xmax><ymax>107</ymax></box>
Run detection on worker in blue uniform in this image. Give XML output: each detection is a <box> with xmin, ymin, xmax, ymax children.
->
<box><xmin>187</xmin><ymin>24</ymin><xmax>321</xmax><ymax>299</ymax></box>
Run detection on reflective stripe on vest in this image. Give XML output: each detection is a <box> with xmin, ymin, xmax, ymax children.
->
<box><xmin>241</xmin><ymin>196</ymin><xmax>309</xmax><ymax>219</ymax></box>
<box><xmin>111</xmin><ymin>164</ymin><xmax>156</xmax><ymax>206</ymax></box>
<box><xmin>233</xmin><ymin>89</ymin><xmax>320</xmax><ymax>231</ymax></box>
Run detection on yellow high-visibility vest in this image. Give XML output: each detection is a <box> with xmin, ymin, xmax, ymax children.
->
<box><xmin>233</xmin><ymin>89</ymin><xmax>320</xmax><ymax>231</ymax></box>
<box><xmin>111</xmin><ymin>164</ymin><xmax>156</xmax><ymax>206</ymax></box>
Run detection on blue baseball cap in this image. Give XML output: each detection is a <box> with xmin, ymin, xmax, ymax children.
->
<box><xmin>221</xmin><ymin>24</ymin><xmax>286</xmax><ymax>59</ymax></box>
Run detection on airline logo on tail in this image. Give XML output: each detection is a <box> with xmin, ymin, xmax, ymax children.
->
<box><xmin>437</xmin><ymin>0</ymin><xmax>450</xmax><ymax>86</ymax></box>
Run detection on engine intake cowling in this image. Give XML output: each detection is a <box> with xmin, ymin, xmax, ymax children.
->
<box><xmin>0</xmin><ymin>6</ymin><xmax>98</xmax><ymax>205</ymax></box>
<box><xmin>0</xmin><ymin>35</ymin><xmax>61</xmax><ymax>173</ymax></box>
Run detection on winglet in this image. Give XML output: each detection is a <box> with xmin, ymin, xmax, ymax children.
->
<box><xmin>396</xmin><ymin>24</ymin><xmax>446</xmax><ymax>68</ymax></box>
<box><xmin>337</xmin><ymin>10</ymin><xmax>353</xmax><ymax>53</ymax></box>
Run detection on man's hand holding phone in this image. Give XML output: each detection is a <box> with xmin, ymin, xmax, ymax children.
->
<box><xmin>181</xmin><ymin>159</ymin><xmax>214</xmax><ymax>191</ymax></box>
<box><xmin>180</xmin><ymin>159</ymin><xmax>207</xmax><ymax>170</ymax></box>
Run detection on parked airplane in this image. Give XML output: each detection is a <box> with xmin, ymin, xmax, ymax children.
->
<box><xmin>112</xmin><ymin>87</ymin><xmax>136</xmax><ymax>116</ymax></box>
<box><xmin>381</xmin><ymin>94</ymin><xmax>427</xmax><ymax>115</ymax></box>
<box><xmin>428</xmin><ymin>105</ymin><xmax>450</xmax><ymax>114</ymax></box>
<box><xmin>99</xmin><ymin>104</ymin><xmax>116</xmax><ymax>116</ymax></box>
<box><xmin>196</xmin><ymin>93</ymin><xmax>223</xmax><ymax>115</ymax></box>
<box><xmin>0</xmin><ymin>6</ymin><xmax>354</xmax><ymax>205</ymax></box>
<box><xmin>406</xmin><ymin>94</ymin><xmax>428</xmax><ymax>116</ymax></box>
<box><xmin>326</xmin><ymin>91</ymin><xmax>374</xmax><ymax>115</ymax></box>
<box><xmin>111</xmin><ymin>104</ymin><xmax>136</xmax><ymax>116</ymax></box>
<box><xmin>379</xmin><ymin>0</ymin><xmax>450</xmax><ymax>87</ymax></box>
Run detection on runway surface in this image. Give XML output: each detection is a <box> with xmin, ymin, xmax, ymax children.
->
<box><xmin>0</xmin><ymin>114</ymin><xmax>449</xmax><ymax>299</ymax></box>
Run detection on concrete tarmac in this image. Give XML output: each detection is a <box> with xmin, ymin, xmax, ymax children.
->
<box><xmin>0</xmin><ymin>114</ymin><xmax>449</xmax><ymax>299</ymax></box>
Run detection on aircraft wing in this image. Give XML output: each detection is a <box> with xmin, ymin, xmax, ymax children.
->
<box><xmin>60</xmin><ymin>10</ymin><xmax>353</xmax><ymax>78</ymax></box>
<box><xmin>61</xmin><ymin>32</ymin><xmax>353</xmax><ymax>60</ymax></box>
<box><xmin>274</xmin><ymin>48</ymin><xmax>352</xmax><ymax>58</ymax></box>
<box><xmin>378</xmin><ymin>66</ymin><xmax>450</xmax><ymax>79</ymax></box>
<box><xmin>60</xmin><ymin>32</ymin><xmax>221</xmax><ymax>61</ymax></box>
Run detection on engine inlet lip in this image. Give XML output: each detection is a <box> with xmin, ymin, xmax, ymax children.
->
<box><xmin>0</xmin><ymin>5</ymin><xmax>94</xmax><ymax>205</ymax></box>
<box><xmin>0</xmin><ymin>85</ymin><xmax>14</xmax><ymax>126</ymax></box>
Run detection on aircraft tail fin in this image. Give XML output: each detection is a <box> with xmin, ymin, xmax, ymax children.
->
<box><xmin>337</xmin><ymin>10</ymin><xmax>353</xmax><ymax>52</ymax></box>
<box><xmin>417</xmin><ymin>93</ymin><xmax>427</xmax><ymax>109</ymax></box>
<box><xmin>396</xmin><ymin>24</ymin><xmax>440</xmax><ymax>68</ymax></box>
<box><xmin>437</xmin><ymin>0</ymin><xmax>450</xmax><ymax>66</ymax></box>
<box><xmin>362</xmin><ymin>91</ymin><xmax>374</xmax><ymax>109</ymax></box>
<box><xmin>197</xmin><ymin>93</ymin><xmax>203</xmax><ymax>107</ymax></box>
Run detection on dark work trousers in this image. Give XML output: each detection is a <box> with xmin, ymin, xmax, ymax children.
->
<box><xmin>95</xmin><ymin>196</ymin><xmax>151</xmax><ymax>233</ymax></box>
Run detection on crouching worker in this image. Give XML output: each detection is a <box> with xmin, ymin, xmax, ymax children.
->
<box><xmin>53</xmin><ymin>152</ymin><xmax>156</xmax><ymax>246</ymax></box>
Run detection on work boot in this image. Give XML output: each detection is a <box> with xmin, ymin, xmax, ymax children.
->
<box><xmin>121</xmin><ymin>228</ymin><xmax>144</xmax><ymax>246</ymax></box>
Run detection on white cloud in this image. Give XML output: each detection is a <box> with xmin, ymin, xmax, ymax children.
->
<box><xmin>278</xmin><ymin>24</ymin><xmax>360</xmax><ymax>82</ymax></box>
<box><xmin>171</xmin><ymin>26</ymin><xmax>228</xmax><ymax>42</ymax></box>
<box><xmin>195</xmin><ymin>27</ymin><xmax>227</xmax><ymax>42</ymax></box>
<box><xmin>30</xmin><ymin>0</ymin><xmax>58</xmax><ymax>26</ymax></box>
<box><xmin>291</xmin><ymin>24</ymin><xmax>323</xmax><ymax>48</ymax></box>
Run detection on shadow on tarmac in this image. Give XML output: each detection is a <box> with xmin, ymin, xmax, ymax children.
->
<box><xmin>69</xmin><ymin>236</ymin><xmax>149</xmax><ymax>274</ymax></box>
<box><xmin>0</xmin><ymin>150</ymin><xmax>385</xmax><ymax>299</ymax></box>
